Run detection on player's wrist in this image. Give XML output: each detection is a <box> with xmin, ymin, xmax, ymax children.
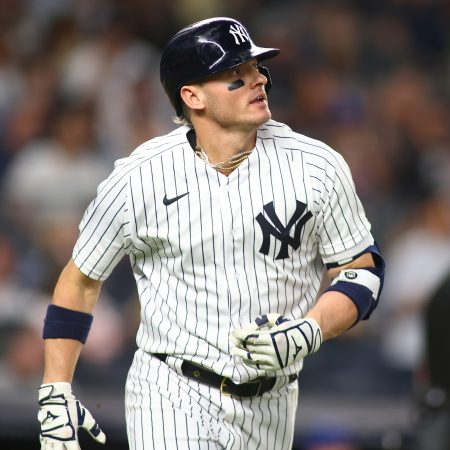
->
<box><xmin>38</xmin><ymin>382</ymin><xmax>74</xmax><ymax>403</ymax></box>
<box><xmin>39</xmin><ymin>381</ymin><xmax>72</xmax><ymax>392</ymax></box>
<box><xmin>303</xmin><ymin>312</ymin><xmax>323</xmax><ymax>330</ymax></box>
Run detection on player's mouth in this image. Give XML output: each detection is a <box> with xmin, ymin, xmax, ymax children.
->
<box><xmin>250</xmin><ymin>93</ymin><xmax>267</xmax><ymax>104</ymax></box>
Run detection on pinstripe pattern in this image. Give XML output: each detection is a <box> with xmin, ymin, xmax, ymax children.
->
<box><xmin>125</xmin><ymin>350</ymin><xmax>298</xmax><ymax>450</ymax></box>
<box><xmin>72</xmin><ymin>119</ymin><xmax>373</xmax><ymax>449</ymax></box>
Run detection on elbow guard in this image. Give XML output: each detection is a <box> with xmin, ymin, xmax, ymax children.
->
<box><xmin>324</xmin><ymin>243</ymin><xmax>385</xmax><ymax>322</ymax></box>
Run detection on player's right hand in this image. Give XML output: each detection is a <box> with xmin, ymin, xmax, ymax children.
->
<box><xmin>38</xmin><ymin>382</ymin><xmax>106</xmax><ymax>449</ymax></box>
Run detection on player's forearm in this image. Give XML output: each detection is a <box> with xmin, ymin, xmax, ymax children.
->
<box><xmin>53</xmin><ymin>259</ymin><xmax>102</xmax><ymax>313</ymax></box>
<box><xmin>43</xmin><ymin>259</ymin><xmax>102</xmax><ymax>383</ymax></box>
<box><xmin>43</xmin><ymin>338</ymin><xmax>83</xmax><ymax>383</ymax></box>
<box><xmin>308</xmin><ymin>251</ymin><xmax>378</xmax><ymax>339</ymax></box>
<box><xmin>305</xmin><ymin>290</ymin><xmax>358</xmax><ymax>340</ymax></box>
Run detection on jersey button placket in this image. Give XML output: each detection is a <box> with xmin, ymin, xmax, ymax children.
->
<box><xmin>219</xmin><ymin>181</ymin><xmax>243</xmax><ymax>323</ymax></box>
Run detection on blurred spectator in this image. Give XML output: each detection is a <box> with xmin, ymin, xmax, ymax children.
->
<box><xmin>1</xmin><ymin>97</ymin><xmax>109</xmax><ymax>291</ymax></box>
<box><xmin>0</xmin><ymin>34</ymin><xmax>24</xmax><ymax>125</ymax></box>
<box><xmin>0</xmin><ymin>324</ymin><xmax>44</xmax><ymax>390</ymax></box>
<box><xmin>424</xmin><ymin>271</ymin><xmax>450</xmax><ymax>400</ymax></box>
<box><xmin>0</xmin><ymin>230</ymin><xmax>130</xmax><ymax>390</ymax></box>
<box><xmin>60</xmin><ymin>11</ymin><xmax>170</xmax><ymax>159</ymax></box>
<box><xmin>377</xmin><ymin>187</ymin><xmax>450</xmax><ymax>387</ymax></box>
<box><xmin>0</xmin><ymin>233</ymin><xmax>46</xmax><ymax>389</ymax></box>
<box><xmin>413</xmin><ymin>269</ymin><xmax>450</xmax><ymax>450</ymax></box>
<box><xmin>2</xmin><ymin>98</ymin><xmax>108</xmax><ymax>233</ymax></box>
<box><xmin>0</xmin><ymin>234</ymin><xmax>39</xmax><ymax>323</ymax></box>
<box><xmin>1</xmin><ymin>53</ymin><xmax>56</xmax><ymax>165</ymax></box>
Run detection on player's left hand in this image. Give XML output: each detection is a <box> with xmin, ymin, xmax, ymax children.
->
<box><xmin>38</xmin><ymin>382</ymin><xmax>106</xmax><ymax>449</ymax></box>
<box><xmin>230</xmin><ymin>315</ymin><xmax>323</xmax><ymax>370</ymax></box>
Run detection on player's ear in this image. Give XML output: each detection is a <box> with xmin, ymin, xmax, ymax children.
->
<box><xmin>180</xmin><ymin>85</ymin><xmax>205</xmax><ymax>111</ymax></box>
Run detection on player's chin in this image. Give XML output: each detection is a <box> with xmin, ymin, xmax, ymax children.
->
<box><xmin>249</xmin><ymin>104</ymin><xmax>271</xmax><ymax>125</ymax></box>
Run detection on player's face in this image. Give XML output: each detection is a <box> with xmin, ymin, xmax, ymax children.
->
<box><xmin>199</xmin><ymin>59</ymin><xmax>272</xmax><ymax>131</ymax></box>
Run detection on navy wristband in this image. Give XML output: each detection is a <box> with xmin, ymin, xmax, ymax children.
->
<box><xmin>43</xmin><ymin>304</ymin><xmax>93</xmax><ymax>344</ymax></box>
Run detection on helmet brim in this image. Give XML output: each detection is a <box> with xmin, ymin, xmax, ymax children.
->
<box><xmin>187</xmin><ymin>46</ymin><xmax>280</xmax><ymax>84</ymax></box>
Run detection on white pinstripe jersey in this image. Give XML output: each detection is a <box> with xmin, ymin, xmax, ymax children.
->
<box><xmin>73</xmin><ymin>119</ymin><xmax>374</xmax><ymax>383</ymax></box>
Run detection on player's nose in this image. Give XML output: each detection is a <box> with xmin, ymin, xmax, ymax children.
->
<box><xmin>250</xmin><ymin>67</ymin><xmax>267</xmax><ymax>88</ymax></box>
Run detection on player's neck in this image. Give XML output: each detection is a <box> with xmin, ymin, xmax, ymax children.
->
<box><xmin>193</xmin><ymin>122</ymin><xmax>257</xmax><ymax>168</ymax></box>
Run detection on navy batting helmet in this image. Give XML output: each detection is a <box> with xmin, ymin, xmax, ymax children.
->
<box><xmin>160</xmin><ymin>17</ymin><xmax>280</xmax><ymax>116</ymax></box>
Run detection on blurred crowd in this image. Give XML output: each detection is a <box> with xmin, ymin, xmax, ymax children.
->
<box><xmin>0</xmin><ymin>0</ymin><xmax>449</xmax><ymax>448</ymax></box>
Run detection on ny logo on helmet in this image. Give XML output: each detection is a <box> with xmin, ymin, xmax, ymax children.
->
<box><xmin>229</xmin><ymin>24</ymin><xmax>250</xmax><ymax>45</ymax></box>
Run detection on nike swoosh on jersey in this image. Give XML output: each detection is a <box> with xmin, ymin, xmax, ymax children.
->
<box><xmin>163</xmin><ymin>192</ymin><xmax>189</xmax><ymax>206</ymax></box>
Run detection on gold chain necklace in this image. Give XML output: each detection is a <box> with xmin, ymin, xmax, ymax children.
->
<box><xmin>194</xmin><ymin>145</ymin><xmax>252</xmax><ymax>172</ymax></box>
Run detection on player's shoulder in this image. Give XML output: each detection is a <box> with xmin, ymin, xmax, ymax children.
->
<box><xmin>260</xmin><ymin>119</ymin><xmax>345</xmax><ymax>166</ymax></box>
<box><xmin>113</xmin><ymin>125</ymin><xmax>189</xmax><ymax>171</ymax></box>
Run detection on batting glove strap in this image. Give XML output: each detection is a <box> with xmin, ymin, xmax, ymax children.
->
<box><xmin>231</xmin><ymin>317</ymin><xmax>322</xmax><ymax>371</ymax></box>
<box><xmin>38</xmin><ymin>382</ymin><xmax>106</xmax><ymax>449</ymax></box>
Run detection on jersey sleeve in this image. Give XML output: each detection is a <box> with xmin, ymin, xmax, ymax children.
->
<box><xmin>72</xmin><ymin>159</ymin><xmax>130</xmax><ymax>281</ymax></box>
<box><xmin>315</xmin><ymin>151</ymin><xmax>374</xmax><ymax>266</ymax></box>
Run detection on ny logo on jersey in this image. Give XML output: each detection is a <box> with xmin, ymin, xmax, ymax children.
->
<box><xmin>256</xmin><ymin>201</ymin><xmax>313</xmax><ymax>260</ymax></box>
<box><xmin>229</xmin><ymin>24</ymin><xmax>250</xmax><ymax>45</ymax></box>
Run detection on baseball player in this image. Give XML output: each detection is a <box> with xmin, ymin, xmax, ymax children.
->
<box><xmin>38</xmin><ymin>17</ymin><xmax>385</xmax><ymax>450</ymax></box>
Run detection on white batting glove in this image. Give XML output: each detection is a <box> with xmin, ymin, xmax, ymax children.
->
<box><xmin>38</xmin><ymin>382</ymin><xmax>106</xmax><ymax>449</ymax></box>
<box><xmin>231</xmin><ymin>314</ymin><xmax>323</xmax><ymax>370</ymax></box>
<box><xmin>230</xmin><ymin>313</ymin><xmax>290</xmax><ymax>337</ymax></box>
